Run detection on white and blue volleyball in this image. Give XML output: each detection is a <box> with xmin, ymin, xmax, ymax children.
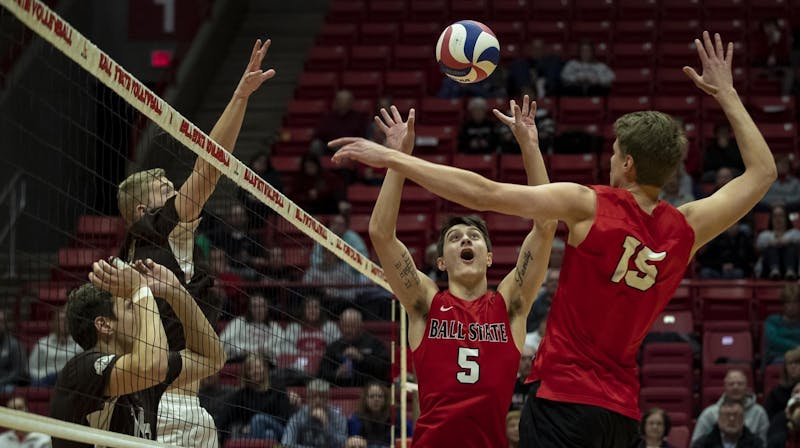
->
<box><xmin>435</xmin><ymin>20</ymin><xmax>500</xmax><ymax>84</ymax></box>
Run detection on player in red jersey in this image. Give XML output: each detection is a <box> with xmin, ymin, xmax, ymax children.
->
<box><xmin>365</xmin><ymin>99</ymin><xmax>556</xmax><ymax>447</ymax></box>
<box><xmin>331</xmin><ymin>32</ymin><xmax>777</xmax><ymax>447</ymax></box>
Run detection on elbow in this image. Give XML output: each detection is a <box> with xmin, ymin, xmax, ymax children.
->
<box><xmin>368</xmin><ymin>221</ymin><xmax>395</xmax><ymax>243</ymax></box>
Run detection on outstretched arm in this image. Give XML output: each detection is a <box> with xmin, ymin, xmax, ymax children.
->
<box><xmin>367</xmin><ymin>107</ymin><xmax>438</xmax><ymax>321</ymax></box>
<box><xmin>175</xmin><ymin>39</ymin><xmax>276</xmax><ymax>222</ymax></box>
<box><xmin>679</xmin><ymin>32</ymin><xmax>777</xmax><ymax>255</ymax></box>
<box><xmin>493</xmin><ymin>97</ymin><xmax>557</xmax><ymax>348</ymax></box>
<box><xmin>333</xmin><ymin>138</ymin><xmax>595</xmax><ymax>226</ymax></box>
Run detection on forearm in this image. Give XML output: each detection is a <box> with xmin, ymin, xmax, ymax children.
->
<box><xmin>196</xmin><ymin>96</ymin><xmax>249</xmax><ymax>184</ymax></box>
<box><xmin>716</xmin><ymin>90</ymin><xmax>776</xmax><ymax>179</ymax></box>
<box><xmin>164</xmin><ymin>283</ymin><xmax>225</xmax><ymax>367</ymax></box>
<box><xmin>369</xmin><ymin>170</ymin><xmax>405</xmax><ymax>240</ymax></box>
<box><xmin>132</xmin><ymin>292</ymin><xmax>169</xmax><ymax>374</ymax></box>
<box><xmin>520</xmin><ymin>141</ymin><xmax>549</xmax><ymax>186</ymax></box>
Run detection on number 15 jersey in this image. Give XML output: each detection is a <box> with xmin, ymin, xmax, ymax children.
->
<box><xmin>527</xmin><ymin>185</ymin><xmax>695</xmax><ymax>420</ymax></box>
<box><xmin>412</xmin><ymin>290</ymin><xmax>520</xmax><ymax>447</ymax></box>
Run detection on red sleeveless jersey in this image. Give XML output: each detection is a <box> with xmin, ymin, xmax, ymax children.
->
<box><xmin>526</xmin><ymin>185</ymin><xmax>695</xmax><ymax>420</ymax></box>
<box><xmin>412</xmin><ymin>290</ymin><xmax>520</xmax><ymax>447</ymax></box>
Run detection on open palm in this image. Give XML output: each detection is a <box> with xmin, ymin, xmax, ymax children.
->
<box><xmin>683</xmin><ymin>31</ymin><xmax>734</xmax><ymax>96</ymax></box>
<box><xmin>374</xmin><ymin>106</ymin><xmax>415</xmax><ymax>154</ymax></box>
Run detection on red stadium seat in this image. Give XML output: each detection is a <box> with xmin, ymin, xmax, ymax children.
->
<box><xmin>394</xmin><ymin>44</ymin><xmax>435</xmax><ymax>70</ymax></box>
<box><xmin>642</xmin><ymin>342</ymin><xmax>693</xmax><ymax>366</ymax></box>
<box><xmin>305</xmin><ymin>45</ymin><xmax>348</xmax><ymax>72</ymax></box>
<box><xmin>400</xmin><ymin>186</ymin><xmax>440</xmax><ymax>213</ymax></box>
<box><xmin>549</xmin><ymin>153</ymin><xmax>598</xmax><ymax>184</ymax></box>
<box><xmin>359</xmin><ymin>23</ymin><xmax>399</xmax><ymax>45</ymax></box>
<box><xmin>384</xmin><ymin>71</ymin><xmax>427</xmax><ymax>99</ymax></box>
<box><xmin>702</xmin><ymin>330</ymin><xmax>753</xmax><ymax>367</ymax></box>
<box><xmin>499</xmin><ymin>154</ymin><xmax>527</xmax><ymax>184</ymax></box>
<box><xmin>640</xmin><ymin>364</ymin><xmax>692</xmax><ymax>389</ymax></box>
<box><xmin>453</xmin><ymin>154</ymin><xmax>498</xmax><ymax>180</ymax></box>
<box><xmin>224</xmin><ymin>439</ymin><xmax>278</xmax><ymax>448</ymax></box>
<box><xmin>754</xmin><ymin>282</ymin><xmax>785</xmax><ymax>321</ymax></box>
<box><xmin>748</xmin><ymin>68</ymin><xmax>784</xmax><ymax>96</ymax></box>
<box><xmin>759</xmin><ymin>123</ymin><xmax>797</xmax><ymax>154</ymax></box>
<box><xmin>639</xmin><ymin>386</ymin><xmax>693</xmax><ymax>417</ymax></box>
<box><xmin>415</xmin><ymin>125</ymin><xmax>456</xmax><ymax>154</ymax></box>
<box><xmin>570</xmin><ymin>21</ymin><xmax>612</xmax><ymax>42</ymax></box>
<box><xmin>703</xmin><ymin>1</ymin><xmax>746</xmax><ymax>20</ymax></box>
<box><xmin>399</xmin><ymin>22</ymin><xmax>441</xmax><ymax>45</ymax></box>
<box><xmin>614</xmin><ymin>20</ymin><xmax>657</xmax><ymax>43</ymax></box>
<box><xmin>611</xmin><ymin>43</ymin><xmax>655</xmax><ymax>68</ymax></box>
<box><xmin>451</xmin><ymin>0</ymin><xmax>489</xmax><ymax>20</ymax></box>
<box><xmin>349</xmin><ymin>45</ymin><xmax>391</xmax><ymax>70</ymax></box>
<box><xmin>660</xmin><ymin>0</ymin><xmax>702</xmax><ymax>21</ymax></box>
<box><xmin>341</xmin><ymin>71</ymin><xmax>383</xmax><ymax>99</ymax></box>
<box><xmin>656</xmin><ymin>67</ymin><xmax>698</xmax><ymax>95</ymax></box>
<box><xmin>396</xmin><ymin>213</ymin><xmax>434</xmax><ymax>248</ymax></box>
<box><xmin>607</xmin><ymin>96</ymin><xmax>652</xmax><ymax>118</ymax></box>
<box><xmin>368</xmin><ymin>1</ymin><xmax>407</xmax><ymax>22</ymax></box>
<box><xmin>704</xmin><ymin>19</ymin><xmax>747</xmax><ymax>42</ymax></box>
<box><xmin>484</xmin><ymin>215</ymin><xmax>532</xmax><ymax>246</ymax></box>
<box><xmin>701</xmin><ymin>385</ymin><xmax>725</xmax><ymax>409</ymax></box>
<box><xmin>649</xmin><ymin>310</ymin><xmax>694</xmax><ymax>335</ymax></box>
<box><xmin>487</xmin><ymin>245</ymin><xmax>520</xmax><ymax>283</ymax></box>
<box><xmin>557</xmin><ymin>97</ymin><xmax>606</xmax><ymax>125</ymax></box>
<box><xmin>652</xmin><ymin>96</ymin><xmax>700</xmax><ymax>123</ymax></box>
<box><xmin>695</xmin><ymin>283</ymin><xmax>753</xmax><ymax>323</ymax></box>
<box><xmin>420</xmin><ymin>98</ymin><xmax>463</xmax><ymax>126</ymax></box>
<box><xmin>748</xmin><ymin>0</ymin><xmax>789</xmax><ymax>20</ymax></box>
<box><xmin>75</xmin><ymin>215</ymin><xmax>125</xmax><ymax>248</ymax></box>
<box><xmin>612</xmin><ymin>68</ymin><xmax>654</xmax><ymax>96</ymax></box>
<box><xmin>666</xmin><ymin>426</ymin><xmax>690</xmax><ymax>448</ymax></box>
<box><xmin>409</xmin><ymin>0</ymin><xmax>448</xmax><ymax>21</ymax></box>
<box><xmin>283</xmin><ymin>246</ymin><xmax>312</xmax><ymax>270</ymax></box>
<box><xmin>494</xmin><ymin>0</ymin><xmax>531</xmax><ymax>21</ymax></box>
<box><xmin>659</xmin><ymin>20</ymin><xmax>702</xmax><ymax>43</ymax></box>
<box><xmin>363</xmin><ymin>321</ymin><xmax>397</xmax><ymax>346</ymax></box>
<box><xmin>764</xmin><ymin>363</ymin><xmax>784</xmax><ymax>396</ymax></box>
<box><xmin>493</xmin><ymin>21</ymin><xmax>526</xmax><ymax>46</ymax></box>
<box><xmin>572</xmin><ymin>0</ymin><xmax>613</xmax><ymax>20</ymax></box>
<box><xmin>284</xmin><ymin>99</ymin><xmax>327</xmax><ymax>127</ymax></box>
<box><xmin>55</xmin><ymin>248</ymin><xmax>108</xmax><ymax>280</ymax></box>
<box><xmin>295</xmin><ymin>72</ymin><xmax>338</xmax><ymax>100</ymax></box>
<box><xmin>347</xmin><ymin>185</ymin><xmax>380</xmax><ymax>214</ymax></box>
<box><xmin>327</xmin><ymin>1</ymin><xmax>366</xmax><ymax>23</ymax></box>
<box><xmin>747</xmin><ymin>96</ymin><xmax>796</xmax><ymax>122</ymax></box>
<box><xmin>616</xmin><ymin>0</ymin><xmax>658</xmax><ymax>21</ymax></box>
<box><xmin>317</xmin><ymin>23</ymin><xmax>358</xmax><ymax>45</ymax></box>
<box><xmin>331</xmin><ymin>398</ymin><xmax>359</xmax><ymax>417</ymax></box>
<box><xmin>657</xmin><ymin>42</ymin><xmax>697</xmax><ymax>68</ymax></box>
<box><xmin>273</xmin><ymin>127</ymin><xmax>314</xmax><ymax>156</ymax></box>
<box><xmin>527</xmin><ymin>21</ymin><xmax>568</xmax><ymax>43</ymax></box>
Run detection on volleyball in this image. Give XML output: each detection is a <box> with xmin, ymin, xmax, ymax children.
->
<box><xmin>435</xmin><ymin>20</ymin><xmax>500</xmax><ymax>84</ymax></box>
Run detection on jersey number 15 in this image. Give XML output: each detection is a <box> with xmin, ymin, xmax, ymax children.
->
<box><xmin>611</xmin><ymin>235</ymin><xmax>667</xmax><ymax>291</ymax></box>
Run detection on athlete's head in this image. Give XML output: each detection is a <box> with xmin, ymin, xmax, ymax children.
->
<box><xmin>67</xmin><ymin>283</ymin><xmax>136</xmax><ymax>351</ymax></box>
<box><xmin>117</xmin><ymin>168</ymin><xmax>176</xmax><ymax>226</ymax></box>
<box><xmin>611</xmin><ymin>112</ymin><xmax>686</xmax><ymax>189</ymax></box>
<box><xmin>436</xmin><ymin>215</ymin><xmax>493</xmax><ymax>280</ymax></box>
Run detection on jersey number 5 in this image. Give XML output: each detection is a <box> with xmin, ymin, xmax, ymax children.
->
<box><xmin>611</xmin><ymin>235</ymin><xmax>667</xmax><ymax>291</ymax></box>
<box><xmin>456</xmin><ymin>347</ymin><xmax>480</xmax><ymax>384</ymax></box>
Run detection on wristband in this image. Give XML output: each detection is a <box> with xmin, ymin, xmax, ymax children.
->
<box><xmin>131</xmin><ymin>286</ymin><xmax>153</xmax><ymax>303</ymax></box>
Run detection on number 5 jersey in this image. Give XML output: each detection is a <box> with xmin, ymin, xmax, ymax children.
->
<box><xmin>527</xmin><ymin>185</ymin><xmax>695</xmax><ymax>420</ymax></box>
<box><xmin>412</xmin><ymin>289</ymin><xmax>520</xmax><ymax>447</ymax></box>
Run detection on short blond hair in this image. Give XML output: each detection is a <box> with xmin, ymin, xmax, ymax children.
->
<box><xmin>117</xmin><ymin>168</ymin><xmax>164</xmax><ymax>225</ymax></box>
<box><xmin>614</xmin><ymin>111</ymin><xmax>687</xmax><ymax>187</ymax></box>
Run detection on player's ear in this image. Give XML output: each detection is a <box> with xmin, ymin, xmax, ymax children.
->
<box><xmin>135</xmin><ymin>203</ymin><xmax>147</xmax><ymax>219</ymax></box>
<box><xmin>436</xmin><ymin>256</ymin><xmax>446</xmax><ymax>271</ymax></box>
<box><xmin>94</xmin><ymin>316</ymin><xmax>113</xmax><ymax>336</ymax></box>
<box><xmin>486</xmin><ymin>251</ymin><xmax>492</xmax><ymax>267</ymax></box>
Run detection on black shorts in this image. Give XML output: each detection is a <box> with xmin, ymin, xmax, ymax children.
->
<box><xmin>519</xmin><ymin>381</ymin><xmax>639</xmax><ymax>448</ymax></box>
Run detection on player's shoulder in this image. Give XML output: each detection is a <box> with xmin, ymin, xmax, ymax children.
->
<box><xmin>63</xmin><ymin>350</ymin><xmax>117</xmax><ymax>377</ymax></box>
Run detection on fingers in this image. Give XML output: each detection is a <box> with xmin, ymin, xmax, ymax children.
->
<box><xmin>407</xmin><ymin>108</ymin><xmax>415</xmax><ymax>128</ymax></box>
<box><xmin>390</xmin><ymin>105</ymin><xmax>402</xmax><ymax>124</ymax></box>
<box><xmin>328</xmin><ymin>137</ymin><xmax>362</xmax><ymax>147</ymax></box>
<box><xmin>379</xmin><ymin>108</ymin><xmax>394</xmax><ymax>126</ymax></box>
<box><xmin>714</xmin><ymin>33</ymin><xmax>724</xmax><ymax>59</ymax></box>
<box><xmin>530</xmin><ymin>100</ymin><xmax>537</xmax><ymax>118</ymax></box>
<box><xmin>521</xmin><ymin>95</ymin><xmax>530</xmax><ymax>117</ymax></box>
<box><xmin>373</xmin><ymin>116</ymin><xmax>390</xmax><ymax>134</ymax></box>
<box><xmin>682</xmin><ymin>66</ymin><xmax>701</xmax><ymax>83</ymax></box>
<box><xmin>249</xmin><ymin>39</ymin><xmax>261</xmax><ymax>65</ymax></box>
<box><xmin>262</xmin><ymin>69</ymin><xmax>276</xmax><ymax>81</ymax></box>
<box><xmin>492</xmin><ymin>108</ymin><xmax>513</xmax><ymax>124</ymax></box>
<box><xmin>694</xmin><ymin>38</ymin><xmax>710</xmax><ymax>65</ymax></box>
<box><xmin>702</xmin><ymin>31</ymin><xmax>716</xmax><ymax>61</ymax></box>
<box><xmin>513</xmin><ymin>103</ymin><xmax>522</xmax><ymax>124</ymax></box>
<box><xmin>726</xmin><ymin>42</ymin><xmax>734</xmax><ymax>67</ymax></box>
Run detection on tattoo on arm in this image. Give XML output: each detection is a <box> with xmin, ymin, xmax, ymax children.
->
<box><xmin>514</xmin><ymin>251</ymin><xmax>534</xmax><ymax>287</ymax></box>
<box><xmin>395</xmin><ymin>252</ymin><xmax>421</xmax><ymax>290</ymax></box>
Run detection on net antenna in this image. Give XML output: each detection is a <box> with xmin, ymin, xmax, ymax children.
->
<box><xmin>0</xmin><ymin>0</ymin><xmax>412</xmax><ymax>446</ymax></box>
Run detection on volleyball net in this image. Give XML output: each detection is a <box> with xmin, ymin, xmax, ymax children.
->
<box><xmin>0</xmin><ymin>0</ymin><xmax>412</xmax><ymax>446</ymax></box>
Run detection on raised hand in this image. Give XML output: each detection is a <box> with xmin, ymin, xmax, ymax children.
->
<box><xmin>493</xmin><ymin>95</ymin><xmax>539</xmax><ymax>148</ymax></box>
<box><xmin>683</xmin><ymin>31</ymin><xmax>734</xmax><ymax>97</ymax></box>
<box><xmin>132</xmin><ymin>258</ymin><xmax>180</xmax><ymax>300</ymax></box>
<box><xmin>375</xmin><ymin>106</ymin><xmax>416</xmax><ymax>154</ymax></box>
<box><xmin>233</xmin><ymin>39</ymin><xmax>277</xmax><ymax>100</ymax></box>
<box><xmin>89</xmin><ymin>258</ymin><xmax>144</xmax><ymax>299</ymax></box>
<box><xmin>330</xmin><ymin>137</ymin><xmax>395</xmax><ymax>168</ymax></box>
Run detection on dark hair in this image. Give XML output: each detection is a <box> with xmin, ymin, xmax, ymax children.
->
<box><xmin>67</xmin><ymin>283</ymin><xmax>116</xmax><ymax>350</ymax></box>
<box><xmin>640</xmin><ymin>407</ymin><xmax>671</xmax><ymax>438</ymax></box>
<box><xmin>614</xmin><ymin>111</ymin><xmax>687</xmax><ymax>187</ymax></box>
<box><xmin>356</xmin><ymin>382</ymin><xmax>391</xmax><ymax>442</ymax></box>
<box><xmin>436</xmin><ymin>215</ymin><xmax>492</xmax><ymax>257</ymax></box>
<box><xmin>768</xmin><ymin>204</ymin><xmax>792</xmax><ymax>231</ymax></box>
<box><xmin>244</xmin><ymin>294</ymin><xmax>268</xmax><ymax>324</ymax></box>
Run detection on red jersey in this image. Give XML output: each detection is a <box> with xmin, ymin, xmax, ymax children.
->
<box><xmin>527</xmin><ymin>185</ymin><xmax>695</xmax><ymax>420</ymax></box>
<box><xmin>412</xmin><ymin>290</ymin><xmax>520</xmax><ymax>447</ymax></box>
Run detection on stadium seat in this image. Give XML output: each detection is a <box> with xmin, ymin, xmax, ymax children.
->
<box><xmin>400</xmin><ymin>186</ymin><xmax>440</xmax><ymax>214</ymax></box>
<box><xmin>363</xmin><ymin>321</ymin><xmax>397</xmax><ymax>346</ymax></box>
<box><xmin>393</xmin><ymin>44</ymin><xmax>435</xmax><ymax>70</ymax></box>
<box><xmin>384</xmin><ymin>71</ymin><xmax>427</xmax><ymax>99</ymax></box>
<box><xmin>347</xmin><ymin>185</ymin><xmax>380</xmax><ymax>214</ymax></box>
<box><xmin>549</xmin><ymin>153</ymin><xmax>598</xmax><ymax>184</ymax></box>
<box><xmin>570</xmin><ymin>21</ymin><xmax>612</xmax><ymax>42</ymax></box>
<box><xmin>224</xmin><ymin>439</ymin><xmax>278</xmax><ymax>448</ymax></box>
<box><xmin>327</xmin><ymin>1</ymin><xmax>366</xmax><ymax>23</ymax></box>
<box><xmin>493</xmin><ymin>21</ymin><xmax>525</xmax><ymax>45</ymax></box>
<box><xmin>295</xmin><ymin>72</ymin><xmax>338</xmax><ymax>100</ymax></box>
<box><xmin>616</xmin><ymin>0</ymin><xmax>658</xmax><ymax>21</ymax></box>
<box><xmin>701</xmin><ymin>385</ymin><xmax>725</xmax><ymax>408</ymax></box>
<box><xmin>317</xmin><ymin>23</ymin><xmax>358</xmax><ymax>45</ymax></box>
<box><xmin>283</xmin><ymin>246</ymin><xmax>312</xmax><ymax>271</ymax></box>
<box><xmin>273</xmin><ymin>127</ymin><xmax>314</xmax><ymax>156</ymax></box>
<box><xmin>656</xmin><ymin>68</ymin><xmax>698</xmax><ymax>95</ymax></box>
<box><xmin>642</xmin><ymin>342</ymin><xmax>693</xmax><ymax>366</ymax></box>
<box><xmin>702</xmin><ymin>329</ymin><xmax>753</xmax><ymax>367</ymax></box>
<box><xmin>396</xmin><ymin>213</ymin><xmax>434</xmax><ymax>248</ymax></box>
<box><xmin>759</xmin><ymin>123</ymin><xmax>797</xmax><ymax>154</ymax></box>
<box><xmin>640</xmin><ymin>364</ymin><xmax>692</xmax><ymax>389</ymax></box>
<box><xmin>702</xmin><ymin>363</ymin><xmax>754</xmax><ymax>389</ymax></box>
<box><xmin>557</xmin><ymin>97</ymin><xmax>605</xmax><ymax>125</ymax></box>
<box><xmin>649</xmin><ymin>310</ymin><xmax>694</xmax><ymax>335</ymax></box>
<box><xmin>748</xmin><ymin>0</ymin><xmax>789</xmax><ymax>20</ymax></box>
<box><xmin>55</xmin><ymin>248</ymin><xmax>109</xmax><ymax>280</ymax></box>
<box><xmin>494</xmin><ymin>0</ymin><xmax>531</xmax><ymax>21</ymax></box>
<box><xmin>639</xmin><ymin>386</ymin><xmax>693</xmax><ymax>417</ymax></box>
<box><xmin>657</xmin><ymin>42</ymin><xmax>696</xmax><ymax>68</ymax></box>
<box><xmin>453</xmin><ymin>154</ymin><xmax>497</xmax><ymax>180</ymax></box>
<box><xmin>409</xmin><ymin>0</ymin><xmax>448</xmax><ymax>21</ymax></box>
<box><xmin>368</xmin><ymin>1</ymin><xmax>407</xmax><ymax>22</ymax></box>
<box><xmin>526</xmin><ymin>21</ymin><xmax>568</xmax><ymax>43</ymax></box>
<box><xmin>704</xmin><ymin>19</ymin><xmax>747</xmax><ymax>42</ymax></box>
<box><xmin>305</xmin><ymin>45</ymin><xmax>348</xmax><ymax>72</ymax></box>
<box><xmin>747</xmin><ymin>96</ymin><xmax>796</xmax><ymax>122</ymax></box>
<box><xmin>660</xmin><ymin>0</ymin><xmax>702</xmax><ymax>21</ymax></box>
<box><xmin>349</xmin><ymin>45</ymin><xmax>391</xmax><ymax>70</ymax></box>
<box><xmin>399</xmin><ymin>22</ymin><xmax>441</xmax><ymax>45</ymax></box>
<box><xmin>340</xmin><ymin>71</ymin><xmax>383</xmax><ymax>99</ymax></box>
<box><xmin>420</xmin><ymin>98</ymin><xmax>463</xmax><ymax>126</ymax></box>
<box><xmin>652</xmin><ymin>96</ymin><xmax>700</xmax><ymax>123</ymax></box>
<box><xmin>748</xmin><ymin>68</ymin><xmax>784</xmax><ymax>96</ymax></box>
<box><xmin>610</xmin><ymin>43</ymin><xmax>655</xmax><ymax>68</ymax></box>
<box><xmin>764</xmin><ymin>363</ymin><xmax>784</xmax><ymax>396</ymax></box>
<box><xmin>451</xmin><ymin>0</ymin><xmax>488</xmax><ymax>19</ymax></box>
<box><xmin>666</xmin><ymin>426</ymin><xmax>690</xmax><ymax>448</ymax></box>
<box><xmin>415</xmin><ymin>125</ymin><xmax>456</xmax><ymax>153</ymax></box>
<box><xmin>607</xmin><ymin>96</ymin><xmax>652</xmax><ymax>118</ymax></box>
<box><xmin>754</xmin><ymin>282</ymin><xmax>784</xmax><ymax>321</ymax></box>
<box><xmin>487</xmin><ymin>246</ymin><xmax>520</xmax><ymax>283</ymax></box>
<box><xmin>484</xmin><ymin>215</ymin><xmax>532</xmax><ymax>246</ymax></box>
<box><xmin>75</xmin><ymin>215</ymin><xmax>125</xmax><ymax>249</ymax></box>
<box><xmin>695</xmin><ymin>283</ymin><xmax>753</xmax><ymax>324</ymax></box>
<box><xmin>284</xmin><ymin>100</ymin><xmax>328</xmax><ymax>127</ymax></box>
<box><xmin>572</xmin><ymin>0</ymin><xmax>613</xmax><ymax>20</ymax></box>
<box><xmin>668</xmin><ymin>413</ymin><xmax>689</xmax><ymax>427</ymax></box>
<box><xmin>659</xmin><ymin>20</ymin><xmax>702</xmax><ymax>43</ymax></box>
<box><xmin>359</xmin><ymin>23</ymin><xmax>399</xmax><ymax>45</ymax></box>
<box><xmin>612</xmin><ymin>68</ymin><xmax>654</xmax><ymax>96</ymax></box>
<box><xmin>614</xmin><ymin>20</ymin><xmax>657</xmax><ymax>43</ymax></box>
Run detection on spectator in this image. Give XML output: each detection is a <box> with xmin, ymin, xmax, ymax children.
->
<box><xmin>348</xmin><ymin>381</ymin><xmax>410</xmax><ymax>447</ymax></box>
<box><xmin>634</xmin><ymin>408</ymin><xmax>676</xmax><ymax>448</ymax></box>
<box><xmin>287</xmin><ymin>153</ymin><xmax>347</xmax><ymax>215</ymax></box>
<box><xmin>220</xmin><ymin>294</ymin><xmax>287</xmax><ymax>362</ymax></box>
<box><xmin>560</xmin><ymin>41</ymin><xmax>615</xmax><ymax>96</ymax></box>
<box><xmin>208</xmin><ymin>203</ymin><xmax>264</xmax><ymax>280</ymax></box>
<box><xmin>208</xmin><ymin>247</ymin><xmax>244</xmax><ymax>311</ymax></box>
<box><xmin>510</xmin><ymin>346</ymin><xmax>535</xmax><ymax>411</ymax></box>
<box><xmin>712</xmin><ymin>167</ymin><xmax>736</xmax><ymax>195</ymax></box>
<box><xmin>660</xmin><ymin>172</ymin><xmax>695</xmax><ymax>208</ymax></box>
<box><xmin>28</xmin><ymin>306</ymin><xmax>81</xmax><ymax>386</ymax></box>
<box><xmin>756</xmin><ymin>205</ymin><xmax>800</xmax><ymax>280</ymax></box>
<box><xmin>524</xmin><ymin>317</ymin><xmax>547</xmax><ymax>354</ymax></box>
<box><xmin>281</xmin><ymin>378</ymin><xmax>347</xmax><ymax>447</ymax></box>
<box><xmin>311</xmin><ymin>214</ymin><xmax>368</xmax><ymax>273</ymax></box>
<box><xmin>766</xmin><ymin>347</ymin><xmax>800</xmax><ymax>419</ymax></box>
<box><xmin>198</xmin><ymin>372</ymin><xmax>233</xmax><ymax>425</ymax></box>
<box><xmin>437</xmin><ymin>76</ymin><xmax>506</xmax><ymax>99</ymax></box>
<box><xmin>765</xmin><ymin>285</ymin><xmax>800</xmax><ymax>364</ymax></box>
<box><xmin>751</xmin><ymin>18</ymin><xmax>794</xmax><ymax>94</ymax></box>
<box><xmin>215</xmin><ymin>354</ymin><xmax>295</xmax><ymax>443</ymax></box>
<box><xmin>0</xmin><ymin>396</ymin><xmax>51</xmax><ymax>447</ymax></box>
<box><xmin>702</xmin><ymin>123</ymin><xmax>743</xmax><ymax>182</ymax></box>
<box><xmin>507</xmin><ymin>410</ymin><xmax>521</xmax><ymax>448</ymax></box>
<box><xmin>314</xmin><ymin>90</ymin><xmax>367</xmax><ymax>149</ymax></box>
<box><xmin>318</xmin><ymin>309</ymin><xmax>390</xmax><ymax>387</ymax></box>
<box><xmin>238</xmin><ymin>150</ymin><xmax>285</xmax><ymax>228</ymax></box>
<box><xmin>759</xmin><ymin>157</ymin><xmax>800</xmax><ymax>212</ymax></box>
<box><xmin>457</xmin><ymin>97</ymin><xmax>498</xmax><ymax>154</ymax></box>
<box><xmin>696</xmin><ymin>221</ymin><xmax>754</xmax><ymax>279</ymax></box>
<box><xmin>693</xmin><ymin>398</ymin><xmax>764</xmax><ymax>448</ymax></box>
<box><xmin>526</xmin><ymin>269</ymin><xmax>559</xmax><ymax>333</ymax></box>
<box><xmin>767</xmin><ymin>383</ymin><xmax>800</xmax><ymax>448</ymax></box>
<box><xmin>495</xmin><ymin>101</ymin><xmax>556</xmax><ymax>154</ymax></box>
<box><xmin>507</xmin><ymin>39</ymin><xmax>562</xmax><ymax>98</ymax></box>
<box><xmin>285</xmin><ymin>296</ymin><xmax>342</xmax><ymax>351</ymax></box>
<box><xmin>302</xmin><ymin>249</ymin><xmax>372</xmax><ymax>309</ymax></box>
<box><xmin>0</xmin><ymin>309</ymin><xmax>27</xmax><ymax>392</ymax></box>
<box><xmin>692</xmin><ymin>370</ymin><xmax>769</xmax><ymax>446</ymax></box>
